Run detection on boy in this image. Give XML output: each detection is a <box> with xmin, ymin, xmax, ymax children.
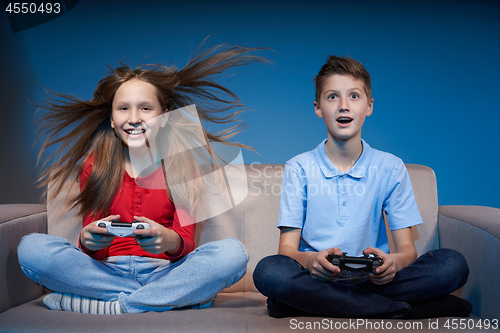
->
<box><xmin>253</xmin><ymin>56</ymin><xmax>471</xmax><ymax>319</ymax></box>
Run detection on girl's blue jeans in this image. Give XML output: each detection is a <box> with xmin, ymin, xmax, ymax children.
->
<box><xmin>17</xmin><ymin>233</ymin><xmax>249</xmax><ymax>313</ymax></box>
<box><xmin>253</xmin><ymin>249</ymin><xmax>469</xmax><ymax>318</ymax></box>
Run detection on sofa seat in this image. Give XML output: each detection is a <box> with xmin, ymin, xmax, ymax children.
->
<box><xmin>0</xmin><ymin>292</ymin><xmax>483</xmax><ymax>333</ymax></box>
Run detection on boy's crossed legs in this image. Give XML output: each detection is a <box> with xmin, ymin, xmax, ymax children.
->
<box><xmin>253</xmin><ymin>249</ymin><xmax>470</xmax><ymax>319</ymax></box>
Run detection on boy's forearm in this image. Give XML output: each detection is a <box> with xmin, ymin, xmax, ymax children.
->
<box><xmin>392</xmin><ymin>244</ymin><xmax>418</xmax><ymax>271</ymax></box>
<box><xmin>278</xmin><ymin>244</ymin><xmax>314</xmax><ymax>269</ymax></box>
<box><xmin>390</xmin><ymin>227</ymin><xmax>418</xmax><ymax>271</ymax></box>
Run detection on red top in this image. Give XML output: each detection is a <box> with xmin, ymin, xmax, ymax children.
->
<box><xmin>78</xmin><ymin>156</ymin><xmax>196</xmax><ymax>261</ymax></box>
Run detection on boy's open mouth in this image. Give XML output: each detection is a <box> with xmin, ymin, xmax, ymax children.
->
<box><xmin>337</xmin><ymin>117</ymin><xmax>353</xmax><ymax>124</ymax></box>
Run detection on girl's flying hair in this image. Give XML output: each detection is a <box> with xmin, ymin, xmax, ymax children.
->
<box><xmin>36</xmin><ymin>41</ymin><xmax>269</xmax><ymax>218</ymax></box>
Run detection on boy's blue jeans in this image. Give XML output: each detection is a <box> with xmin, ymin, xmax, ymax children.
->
<box><xmin>17</xmin><ymin>233</ymin><xmax>249</xmax><ymax>313</ymax></box>
<box><xmin>253</xmin><ymin>249</ymin><xmax>469</xmax><ymax>318</ymax></box>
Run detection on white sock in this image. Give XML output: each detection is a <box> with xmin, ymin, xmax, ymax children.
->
<box><xmin>43</xmin><ymin>292</ymin><xmax>122</xmax><ymax>314</ymax></box>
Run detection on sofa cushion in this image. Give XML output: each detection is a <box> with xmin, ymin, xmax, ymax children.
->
<box><xmin>0</xmin><ymin>204</ymin><xmax>46</xmax><ymax>313</ymax></box>
<box><xmin>0</xmin><ymin>292</ymin><xmax>470</xmax><ymax>333</ymax></box>
<box><xmin>46</xmin><ymin>163</ymin><xmax>439</xmax><ymax>293</ymax></box>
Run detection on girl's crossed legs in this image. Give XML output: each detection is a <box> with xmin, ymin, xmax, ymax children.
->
<box><xmin>17</xmin><ymin>233</ymin><xmax>249</xmax><ymax>313</ymax></box>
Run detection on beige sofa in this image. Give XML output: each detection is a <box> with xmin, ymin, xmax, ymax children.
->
<box><xmin>0</xmin><ymin>163</ymin><xmax>498</xmax><ymax>332</ymax></box>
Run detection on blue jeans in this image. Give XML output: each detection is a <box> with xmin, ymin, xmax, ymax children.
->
<box><xmin>17</xmin><ymin>233</ymin><xmax>249</xmax><ymax>313</ymax></box>
<box><xmin>253</xmin><ymin>249</ymin><xmax>469</xmax><ymax>318</ymax></box>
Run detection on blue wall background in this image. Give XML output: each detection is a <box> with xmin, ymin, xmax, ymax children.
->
<box><xmin>1</xmin><ymin>0</ymin><xmax>499</xmax><ymax>208</ymax></box>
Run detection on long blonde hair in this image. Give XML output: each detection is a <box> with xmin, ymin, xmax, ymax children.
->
<box><xmin>36</xmin><ymin>42</ymin><xmax>269</xmax><ymax>218</ymax></box>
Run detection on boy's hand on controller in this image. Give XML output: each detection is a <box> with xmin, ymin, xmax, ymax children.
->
<box><xmin>80</xmin><ymin>215</ymin><xmax>120</xmax><ymax>251</ymax></box>
<box><xmin>132</xmin><ymin>216</ymin><xmax>181</xmax><ymax>255</ymax></box>
<box><xmin>307</xmin><ymin>247</ymin><xmax>344</xmax><ymax>282</ymax></box>
<box><xmin>363</xmin><ymin>247</ymin><xmax>397</xmax><ymax>285</ymax></box>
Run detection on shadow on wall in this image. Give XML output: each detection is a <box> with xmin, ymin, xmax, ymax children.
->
<box><xmin>0</xmin><ymin>20</ymin><xmax>43</xmax><ymax>204</ymax></box>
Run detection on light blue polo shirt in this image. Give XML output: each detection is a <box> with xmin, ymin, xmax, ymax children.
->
<box><xmin>277</xmin><ymin>139</ymin><xmax>423</xmax><ymax>257</ymax></box>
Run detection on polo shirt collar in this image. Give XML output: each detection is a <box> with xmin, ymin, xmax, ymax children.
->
<box><xmin>314</xmin><ymin>138</ymin><xmax>373</xmax><ymax>179</ymax></box>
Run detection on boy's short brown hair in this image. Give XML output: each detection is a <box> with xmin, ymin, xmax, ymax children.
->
<box><xmin>314</xmin><ymin>56</ymin><xmax>372</xmax><ymax>104</ymax></box>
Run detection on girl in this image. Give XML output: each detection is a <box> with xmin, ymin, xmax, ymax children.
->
<box><xmin>17</xmin><ymin>42</ymin><xmax>268</xmax><ymax>314</ymax></box>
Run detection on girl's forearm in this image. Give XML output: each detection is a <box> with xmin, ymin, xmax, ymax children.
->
<box><xmin>162</xmin><ymin>229</ymin><xmax>182</xmax><ymax>255</ymax></box>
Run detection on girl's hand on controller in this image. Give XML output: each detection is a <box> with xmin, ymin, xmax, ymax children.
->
<box><xmin>80</xmin><ymin>215</ymin><xmax>120</xmax><ymax>251</ymax></box>
<box><xmin>132</xmin><ymin>216</ymin><xmax>181</xmax><ymax>255</ymax></box>
<box><xmin>363</xmin><ymin>247</ymin><xmax>397</xmax><ymax>285</ymax></box>
<box><xmin>306</xmin><ymin>247</ymin><xmax>344</xmax><ymax>282</ymax></box>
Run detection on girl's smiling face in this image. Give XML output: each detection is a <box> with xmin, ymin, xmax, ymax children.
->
<box><xmin>111</xmin><ymin>79</ymin><xmax>166</xmax><ymax>151</ymax></box>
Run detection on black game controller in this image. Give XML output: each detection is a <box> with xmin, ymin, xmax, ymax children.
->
<box><xmin>327</xmin><ymin>253</ymin><xmax>383</xmax><ymax>274</ymax></box>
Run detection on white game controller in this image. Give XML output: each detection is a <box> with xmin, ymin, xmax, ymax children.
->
<box><xmin>96</xmin><ymin>220</ymin><xmax>151</xmax><ymax>237</ymax></box>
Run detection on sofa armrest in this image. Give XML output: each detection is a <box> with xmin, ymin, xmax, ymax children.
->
<box><xmin>438</xmin><ymin>205</ymin><xmax>500</xmax><ymax>320</ymax></box>
<box><xmin>0</xmin><ymin>204</ymin><xmax>47</xmax><ymax>313</ymax></box>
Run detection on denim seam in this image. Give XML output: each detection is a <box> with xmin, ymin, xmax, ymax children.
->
<box><xmin>390</xmin><ymin>301</ymin><xmax>411</xmax><ymax>319</ymax></box>
<box><xmin>228</xmin><ymin>237</ymin><xmax>250</xmax><ymax>262</ymax></box>
<box><xmin>118</xmin><ymin>292</ymin><xmax>130</xmax><ymax>313</ymax></box>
